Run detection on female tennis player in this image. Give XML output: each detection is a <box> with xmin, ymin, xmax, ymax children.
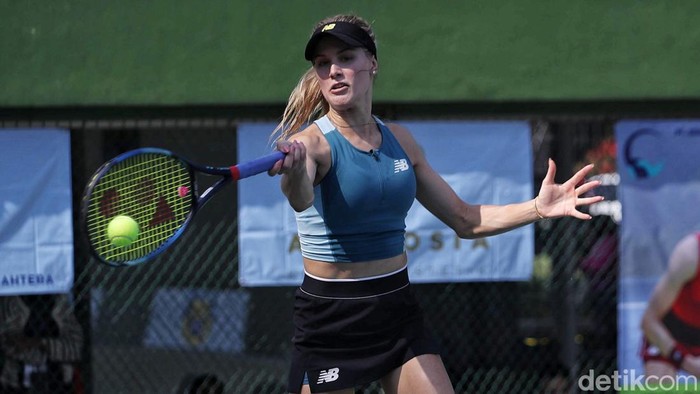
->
<box><xmin>268</xmin><ymin>14</ymin><xmax>603</xmax><ymax>394</ymax></box>
<box><xmin>641</xmin><ymin>232</ymin><xmax>700</xmax><ymax>379</ymax></box>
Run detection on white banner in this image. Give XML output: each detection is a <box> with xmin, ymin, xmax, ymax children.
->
<box><xmin>0</xmin><ymin>129</ymin><xmax>74</xmax><ymax>295</ymax></box>
<box><xmin>616</xmin><ymin>120</ymin><xmax>700</xmax><ymax>373</ymax></box>
<box><xmin>238</xmin><ymin>120</ymin><xmax>533</xmax><ymax>286</ymax></box>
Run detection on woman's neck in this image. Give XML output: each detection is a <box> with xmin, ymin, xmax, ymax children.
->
<box><xmin>327</xmin><ymin>110</ymin><xmax>375</xmax><ymax>135</ymax></box>
<box><xmin>326</xmin><ymin>109</ymin><xmax>381</xmax><ymax>151</ymax></box>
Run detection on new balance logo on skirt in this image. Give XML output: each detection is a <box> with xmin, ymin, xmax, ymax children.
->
<box><xmin>394</xmin><ymin>159</ymin><xmax>409</xmax><ymax>173</ymax></box>
<box><xmin>317</xmin><ymin>368</ymin><xmax>340</xmax><ymax>384</ymax></box>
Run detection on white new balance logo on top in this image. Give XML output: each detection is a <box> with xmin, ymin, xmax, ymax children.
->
<box><xmin>317</xmin><ymin>368</ymin><xmax>340</xmax><ymax>384</ymax></box>
<box><xmin>394</xmin><ymin>159</ymin><xmax>409</xmax><ymax>173</ymax></box>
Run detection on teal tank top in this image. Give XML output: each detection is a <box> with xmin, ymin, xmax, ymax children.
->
<box><xmin>294</xmin><ymin>115</ymin><xmax>416</xmax><ymax>263</ymax></box>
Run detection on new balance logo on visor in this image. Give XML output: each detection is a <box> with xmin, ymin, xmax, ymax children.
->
<box><xmin>394</xmin><ymin>159</ymin><xmax>409</xmax><ymax>173</ymax></box>
<box><xmin>317</xmin><ymin>368</ymin><xmax>340</xmax><ymax>384</ymax></box>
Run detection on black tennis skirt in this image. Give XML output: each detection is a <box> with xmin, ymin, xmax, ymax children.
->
<box><xmin>287</xmin><ymin>267</ymin><xmax>441</xmax><ymax>393</ymax></box>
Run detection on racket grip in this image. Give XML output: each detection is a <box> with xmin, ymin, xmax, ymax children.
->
<box><xmin>231</xmin><ymin>151</ymin><xmax>286</xmax><ymax>180</ymax></box>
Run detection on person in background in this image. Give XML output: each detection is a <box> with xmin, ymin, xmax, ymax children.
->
<box><xmin>641</xmin><ymin>232</ymin><xmax>700</xmax><ymax>379</ymax></box>
<box><xmin>0</xmin><ymin>294</ymin><xmax>84</xmax><ymax>394</ymax></box>
<box><xmin>269</xmin><ymin>13</ymin><xmax>603</xmax><ymax>393</ymax></box>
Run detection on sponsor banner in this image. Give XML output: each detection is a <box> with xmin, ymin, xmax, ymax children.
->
<box><xmin>238</xmin><ymin>120</ymin><xmax>533</xmax><ymax>286</ymax></box>
<box><xmin>143</xmin><ymin>288</ymin><xmax>250</xmax><ymax>353</ymax></box>
<box><xmin>616</xmin><ymin>120</ymin><xmax>700</xmax><ymax>372</ymax></box>
<box><xmin>0</xmin><ymin>129</ymin><xmax>74</xmax><ymax>295</ymax></box>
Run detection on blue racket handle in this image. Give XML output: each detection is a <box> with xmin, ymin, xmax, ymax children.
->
<box><xmin>230</xmin><ymin>151</ymin><xmax>286</xmax><ymax>180</ymax></box>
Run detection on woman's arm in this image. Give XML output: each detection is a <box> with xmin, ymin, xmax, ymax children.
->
<box><xmin>269</xmin><ymin>127</ymin><xmax>324</xmax><ymax>212</ymax></box>
<box><xmin>390</xmin><ymin>123</ymin><xmax>602</xmax><ymax>239</ymax></box>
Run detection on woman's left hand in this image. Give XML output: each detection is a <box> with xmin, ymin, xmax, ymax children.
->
<box><xmin>535</xmin><ymin>158</ymin><xmax>603</xmax><ymax>220</ymax></box>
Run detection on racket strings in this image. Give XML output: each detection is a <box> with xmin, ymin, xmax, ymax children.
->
<box><xmin>85</xmin><ymin>153</ymin><xmax>193</xmax><ymax>265</ymax></box>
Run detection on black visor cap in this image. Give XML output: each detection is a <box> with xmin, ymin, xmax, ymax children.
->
<box><xmin>304</xmin><ymin>21</ymin><xmax>377</xmax><ymax>61</ymax></box>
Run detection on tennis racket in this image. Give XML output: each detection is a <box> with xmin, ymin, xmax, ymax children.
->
<box><xmin>81</xmin><ymin>147</ymin><xmax>285</xmax><ymax>267</ymax></box>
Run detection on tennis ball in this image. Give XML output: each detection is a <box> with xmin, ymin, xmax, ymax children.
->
<box><xmin>107</xmin><ymin>215</ymin><xmax>140</xmax><ymax>247</ymax></box>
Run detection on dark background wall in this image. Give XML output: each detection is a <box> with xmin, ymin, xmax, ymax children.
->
<box><xmin>3</xmin><ymin>0</ymin><xmax>700</xmax><ymax>106</ymax></box>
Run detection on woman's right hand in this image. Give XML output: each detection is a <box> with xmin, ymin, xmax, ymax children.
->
<box><xmin>268</xmin><ymin>139</ymin><xmax>307</xmax><ymax>178</ymax></box>
<box><xmin>270</xmin><ymin>139</ymin><xmax>315</xmax><ymax>212</ymax></box>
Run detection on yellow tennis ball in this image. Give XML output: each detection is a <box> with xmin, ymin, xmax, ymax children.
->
<box><xmin>107</xmin><ymin>215</ymin><xmax>140</xmax><ymax>247</ymax></box>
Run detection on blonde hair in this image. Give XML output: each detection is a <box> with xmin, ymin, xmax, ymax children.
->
<box><xmin>272</xmin><ymin>14</ymin><xmax>376</xmax><ymax>144</ymax></box>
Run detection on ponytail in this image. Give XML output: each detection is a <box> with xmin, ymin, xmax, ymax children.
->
<box><xmin>271</xmin><ymin>67</ymin><xmax>327</xmax><ymax>144</ymax></box>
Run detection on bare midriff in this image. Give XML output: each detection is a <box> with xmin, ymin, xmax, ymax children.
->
<box><xmin>303</xmin><ymin>252</ymin><xmax>408</xmax><ymax>279</ymax></box>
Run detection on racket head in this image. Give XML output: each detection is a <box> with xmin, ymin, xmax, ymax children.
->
<box><xmin>81</xmin><ymin>148</ymin><xmax>196</xmax><ymax>267</ymax></box>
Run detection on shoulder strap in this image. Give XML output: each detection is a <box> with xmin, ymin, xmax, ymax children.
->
<box><xmin>314</xmin><ymin>115</ymin><xmax>335</xmax><ymax>135</ymax></box>
<box><xmin>315</xmin><ymin>114</ymin><xmax>386</xmax><ymax>133</ymax></box>
<box><xmin>372</xmin><ymin>115</ymin><xmax>385</xmax><ymax>126</ymax></box>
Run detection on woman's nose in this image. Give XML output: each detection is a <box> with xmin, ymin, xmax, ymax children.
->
<box><xmin>329</xmin><ymin>63</ymin><xmax>342</xmax><ymax>77</ymax></box>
